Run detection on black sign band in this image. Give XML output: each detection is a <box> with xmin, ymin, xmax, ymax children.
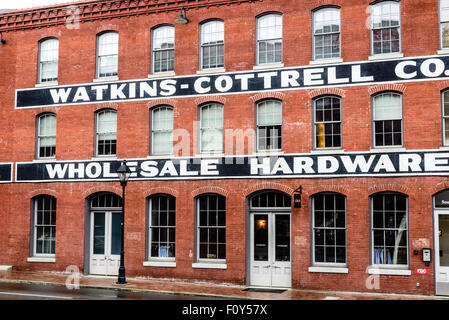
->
<box><xmin>15</xmin><ymin>55</ymin><xmax>449</xmax><ymax>109</ymax></box>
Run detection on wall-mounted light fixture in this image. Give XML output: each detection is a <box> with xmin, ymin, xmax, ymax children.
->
<box><xmin>175</xmin><ymin>7</ymin><xmax>189</xmax><ymax>24</ymax></box>
<box><xmin>0</xmin><ymin>32</ymin><xmax>6</xmax><ymax>44</ymax></box>
<box><xmin>293</xmin><ymin>186</ymin><xmax>302</xmax><ymax>208</ymax></box>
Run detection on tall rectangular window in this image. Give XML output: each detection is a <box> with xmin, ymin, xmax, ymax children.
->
<box><xmin>37</xmin><ymin>113</ymin><xmax>56</xmax><ymax>159</ymax></box>
<box><xmin>443</xmin><ymin>90</ymin><xmax>449</xmax><ymax>146</ymax></box>
<box><xmin>151</xmin><ymin>106</ymin><xmax>174</xmax><ymax>155</ymax></box>
<box><xmin>441</xmin><ymin>0</ymin><xmax>449</xmax><ymax>49</ymax></box>
<box><xmin>197</xmin><ymin>194</ymin><xmax>226</xmax><ymax>261</ymax></box>
<box><xmin>312</xmin><ymin>193</ymin><xmax>346</xmax><ymax>264</ymax></box>
<box><xmin>200</xmin><ymin>20</ymin><xmax>224</xmax><ymax>70</ymax></box>
<box><xmin>33</xmin><ymin>195</ymin><xmax>56</xmax><ymax>256</ymax></box>
<box><xmin>97</xmin><ymin>32</ymin><xmax>119</xmax><ymax>78</ymax></box>
<box><xmin>371</xmin><ymin>1</ymin><xmax>401</xmax><ymax>55</ymax></box>
<box><xmin>313</xmin><ymin>8</ymin><xmax>341</xmax><ymax>60</ymax></box>
<box><xmin>371</xmin><ymin>192</ymin><xmax>408</xmax><ymax>266</ymax></box>
<box><xmin>96</xmin><ymin>109</ymin><xmax>117</xmax><ymax>156</ymax></box>
<box><xmin>256</xmin><ymin>14</ymin><xmax>282</xmax><ymax>65</ymax></box>
<box><xmin>149</xmin><ymin>195</ymin><xmax>176</xmax><ymax>259</ymax></box>
<box><xmin>152</xmin><ymin>26</ymin><xmax>175</xmax><ymax>73</ymax></box>
<box><xmin>38</xmin><ymin>38</ymin><xmax>59</xmax><ymax>83</ymax></box>
<box><xmin>373</xmin><ymin>92</ymin><xmax>402</xmax><ymax>147</ymax></box>
<box><xmin>257</xmin><ymin>100</ymin><xmax>282</xmax><ymax>151</ymax></box>
<box><xmin>314</xmin><ymin>96</ymin><xmax>341</xmax><ymax>149</ymax></box>
<box><xmin>200</xmin><ymin>103</ymin><xmax>223</xmax><ymax>153</ymax></box>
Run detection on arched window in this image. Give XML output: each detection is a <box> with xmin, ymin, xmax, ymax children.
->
<box><xmin>370</xmin><ymin>1</ymin><xmax>401</xmax><ymax>55</ymax></box>
<box><xmin>96</xmin><ymin>31</ymin><xmax>119</xmax><ymax>78</ymax></box>
<box><xmin>199</xmin><ymin>103</ymin><xmax>224</xmax><ymax>153</ymax></box>
<box><xmin>95</xmin><ymin>109</ymin><xmax>117</xmax><ymax>156</ymax></box>
<box><xmin>256</xmin><ymin>13</ymin><xmax>283</xmax><ymax>65</ymax></box>
<box><xmin>196</xmin><ymin>194</ymin><xmax>226</xmax><ymax>261</ymax></box>
<box><xmin>148</xmin><ymin>194</ymin><xmax>176</xmax><ymax>259</ymax></box>
<box><xmin>313</xmin><ymin>7</ymin><xmax>340</xmax><ymax>60</ymax></box>
<box><xmin>151</xmin><ymin>106</ymin><xmax>174</xmax><ymax>155</ymax></box>
<box><xmin>313</xmin><ymin>96</ymin><xmax>341</xmax><ymax>149</ymax></box>
<box><xmin>31</xmin><ymin>195</ymin><xmax>57</xmax><ymax>256</ymax></box>
<box><xmin>152</xmin><ymin>25</ymin><xmax>175</xmax><ymax>73</ymax></box>
<box><xmin>371</xmin><ymin>192</ymin><xmax>408</xmax><ymax>266</ymax></box>
<box><xmin>372</xmin><ymin>92</ymin><xmax>403</xmax><ymax>147</ymax></box>
<box><xmin>442</xmin><ymin>90</ymin><xmax>449</xmax><ymax>146</ymax></box>
<box><xmin>200</xmin><ymin>20</ymin><xmax>224</xmax><ymax>70</ymax></box>
<box><xmin>38</xmin><ymin>38</ymin><xmax>59</xmax><ymax>83</ymax></box>
<box><xmin>311</xmin><ymin>193</ymin><xmax>346</xmax><ymax>265</ymax></box>
<box><xmin>256</xmin><ymin>100</ymin><xmax>282</xmax><ymax>151</ymax></box>
<box><xmin>37</xmin><ymin>113</ymin><xmax>56</xmax><ymax>159</ymax></box>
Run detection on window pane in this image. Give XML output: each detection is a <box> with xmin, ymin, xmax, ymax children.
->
<box><xmin>373</xmin><ymin>93</ymin><xmax>402</xmax><ymax>121</ymax></box>
<box><xmin>198</xmin><ymin>195</ymin><xmax>226</xmax><ymax>260</ymax></box>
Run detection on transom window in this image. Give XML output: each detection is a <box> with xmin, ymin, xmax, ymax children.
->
<box><xmin>38</xmin><ymin>38</ymin><xmax>59</xmax><ymax>83</ymax></box>
<box><xmin>313</xmin><ymin>7</ymin><xmax>341</xmax><ymax>60</ymax></box>
<box><xmin>256</xmin><ymin>13</ymin><xmax>282</xmax><ymax>65</ymax></box>
<box><xmin>256</xmin><ymin>100</ymin><xmax>282</xmax><ymax>151</ymax></box>
<box><xmin>95</xmin><ymin>109</ymin><xmax>117</xmax><ymax>156</ymax></box>
<box><xmin>149</xmin><ymin>195</ymin><xmax>176</xmax><ymax>259</ymax></box>
<box><xmin>370</xmin><ymin>1</ymin><xmax>401</xmax><ymax>55</ymax></box>
<box><xmin>197</xmin><ymin>194</ymin><xmax>226</xmax><ymax>261</ymax></box>
<box><xmin>151</xmin><ymin>106</ymin><xmax>174</xmax><ymax>155</ymax></box>
<box><xmin>312</xmin><ymin>193</ymin><xmax>346</xmax><ymax>264</ymax></box>
<box><xmin>314</xmin><ymin>96</ymin><xmax>341</xmax><ymax>149</ymax></box>
<box><xmin>37</xmin><ymin>113</ymin><xmax>56</xmax><ymax>159</ymax></box>
<box><xmin>200</xmin><ymin>103</ymin><xmax>224</xmax><ymax>153</ymax></box>
<box><xmin>372</xmin><ymin>92</ymin><xmax>403</xmax><ymax>147</ymax></box>
<box><xmin>90</xmin><ymin>193</ymin><xmax>122</xmax><ymax>209</ymax></box>
<box><xmin>200</xmin><ymin>20</ymin><xmax>224</xmax><ymax>69</ymax></box>
<box><xmin>250</xmin><ymin>191</ymin><xmax>291</xmax><ymax>209</ymax></box>
<box><xmin>97</xmin><ymin>31</ymin><xmax>119</xmax><ymax>78</ymax></box>
<box><xmin>443</xmin><ymin>90</ymin><xmax>449</xmax><ymax>146</ymax></box>
<box><xmin>32</xmin><ymin>195</ymin><xmax>56</xmax><ymax>256</ymax></box>
<box><xmin>441</xmin><ymin>0</ymin><xmax>449</xmax><ymax>48</ymax></box>
<box><xmin>371</xmin><ymin>192</ymin><xmax>408</xmax><ymax>266</ymax></box>
<box><xmin>152</xmin><ymin>25</ymin><xmax>175</xmax><ymax>73</ymax></box>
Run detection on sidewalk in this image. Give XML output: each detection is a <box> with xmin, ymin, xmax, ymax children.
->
<box><xmin>0</xmin><ymin>270</ymin><xmax>447</xmax><ymax>300</ymax></box>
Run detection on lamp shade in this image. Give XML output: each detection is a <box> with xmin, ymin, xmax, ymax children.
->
<box><xmin>116</xmin><ymin>160</ymin><xmax>131</xmax><ymax>183</ymax></box>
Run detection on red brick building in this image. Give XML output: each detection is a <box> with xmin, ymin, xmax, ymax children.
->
<box><xmin>1</xmin><ymin>0</ymin><xmax>449</xmax><ymax>296</ymax></box>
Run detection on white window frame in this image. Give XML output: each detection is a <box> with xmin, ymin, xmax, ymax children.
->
<box><xmin>196</xmin><ymin>194</ymin><xmax>226</xmax><ymax>263</ymax></box>
<box><xmin>31</xmin><ymin>195</ymin><xmax>56</xmax><ymax>257</ymax></box>
<box><xmin>442</xmin><ymin>90</ymin><xmax>449</xmax><ymax>146</ymax></box>
<box><xmin>441</xmin><ymin>0</ymin><xmax>449</xmax><ymax>49</ymax></box>
<box><xmin>311</xmin><ymin>193</ymin><xmax>347</xmax><ymax>267</ymax></box>
<box><xmin>370</xmin><ymin>1</ymin><xmax>401</xmax><ymax>56</ymax></box>
<box><xmin>256</xmin><ymin>13</ymin><xmax>283</xmax><ymax>65</ymax></box>
<box><xmin>151</xmin><ymin>106</ymin><xmax>174</xmax><ymax>156</ymax></box>
<box><xmin>96</xmin><ymin>31</ymin><xmax>119</xmax><ymax>79</ymax></box>
<box><xmin>313</xmin><ymin>96</ymin><xmax>342</xmax><ymax>150</ymax></box>
<box><xmin>36</xmin><ymin>113</ymin><xmax>56</xmax><ymax>160</ymax></box>
<box><xmin>199</xmin><ymin>103</ymin><xmax>224</xmax><ymax>154</ymax></box>
<box><xmin>370</xmin><ymin>192</ymin><xmax>409</xmax><ymax>270</ymax></box>
<box><xmin>95</xmin><ymin>109</ymin><xmax>117</xmax><ymax>157</ymax></box>
<box><xmin>372</xmin><ymin>92</ymin><xmax>403</xmax><ymax>148</ymax></box>
<box><xmin>148</xmin><ymin>195</ymin><xmax>176</xmax><ymax>262</ymax></box>
<box><xmin>151</xmin><ymin>25</ymin><xmax>175</xmax><ymax>74</ymax></box>
<box><xmin>199</xmin><ymin>20</ymin><xmax>224</xmax><ymax>70</ymax></box>
<box><xmin>256</xmin><ymin>99</ymin><xmax>283</xmax><ymax>152</ymax></box>
<box><xmin>38</xmin><ymin>38</ymin><xmax>59</xmax><ymax>84</ymax></box>
<box><xmin>312</xmin><ymin>7</ymin><xmax>341</xmax><ymax>60</ymax></box>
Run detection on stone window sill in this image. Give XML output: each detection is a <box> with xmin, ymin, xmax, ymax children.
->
<box><xmin>368</xmin><ymin>52</ymin><xmax>404</xmax><ymax>61</ymax></box>
<box><xmin>143</xmin><ymin>260</ymin><xmax>176</xmax><ymax>268</ymax></box>
<box><xmin>308</xmin><ymin>266</ymin><xmax>349</xmax><ymax>274</ymax></box>
<box><xmin>192</xmin><ymin>262</ymin><xmax>227</xmax><ymax>269</ymax></box>
<box><xmin>367</xmin><ymin>267</ymin><xmax>411</xmax><ymax>276</ymax></box>
<box><xmin>27</xmin><ymin>257</ymin><xmax>55</xmax><ymax>263</ymax></box>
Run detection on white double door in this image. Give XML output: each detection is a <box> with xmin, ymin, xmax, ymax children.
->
<box><xmin>90</xmin><ymin>211</ymin><xmax>122</xmax><ymax>276</ymax></box>
<box><xmin>250</xmin><ymin>212</ymin><xmax>291</xmax><ymax>288</ymax></box>
<box><xmin>435</xmin><ymin>211</ymin><xmax>449</xmax><ymax>295</ymax></box>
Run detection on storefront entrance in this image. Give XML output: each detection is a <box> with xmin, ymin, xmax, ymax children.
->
<box><xmin>434</xmin><ymin>190</ymin><xmax>449</xmax><ymax>296</ymax></box>
<box><xmin>248</xmin><ymin>191</ymin><xmax>291</xmax><ymax>288</ymax></box>
<box><xmin>87</xmin><ymin>193</ymin><xmax>122</xmax><ymax>276</ymax></box>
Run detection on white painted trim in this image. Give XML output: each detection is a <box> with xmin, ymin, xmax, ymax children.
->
<box><xmin>368</xmin><ymin>53</ymin><xmax>404</xmax><ymax>61</ymax></box>
<box><xmin>196</xmin><ymin>68</ymin><xmax>226</xmax><ymax>75</ymax></box>
<box><xmin>143</xmin><ymin>260</ymin><xmax>176</xmax><ymax>268</ymax></box>
<box><xmin>310</xmin><ymin>149</ymin><xmax>345</xmax><ymax>154</ymax></box>
<box><xmin>308</xmin><ymin>266</ymin><xmax>349</xmax><ymax>274</ymax></box>
<box><xmin>148</xmin><ymin>71</ymin><xmax>176</xmax><ymax>79</ymax></box>
<box><xmin>27</xmin><ymin>257</ymin><xmax>56</xmax><ymax>263</ymax></box>
<box><xmin>192</xmin><ymin>262</ymin><xmax>227</xmax><ymax>269</ymax></box>
<box><xmin>90</xmin><ymin>156</ymin><xmax>118</xmax><ymax>161</ymax></box>
<box><xmin>367</xmin><ymin>267</ymin><xmax>411</xmax><ymax>276</ymax></box>
<box><xmin>35</xmin><ymin>82</ymin><xmax>58</xmax><ymax>88</ymax></box>
<box><xmin>0</xmin><ymin>266</ymin><xmax>13</xmax><ymax>271</ymax></box>
<box><xmin>369</xmin><ymin>147</ymin><xmax>406</xmax><ymax>153</ymax></box>
<box><xmin>93</xmin><ymin>76</ymin><xmax>119</xmax><ymax>83</ymax></box>
<box><xmin>438</xmin><ymin>49</ymin><xmax>449</xmax><ymax>55</ymax></box>
<box><xmin>309</xmin><ymin>58</ymin><xmax>343</xmax><ymax>66</ymax></box>
<box><xmin>253</xmin><ymin>63</ymin><xmax>285</xmax><ymax>70</ymax></box>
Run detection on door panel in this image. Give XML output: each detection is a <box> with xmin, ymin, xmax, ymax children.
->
<box><xmin>436</xmin><ymin>213</ymin><xmax>449</xmax><ymax>295</ymax></box>
<box><xmin>250</xmin><ymin>214</ymin><xmax>271</xmax><ymax>287</ymax></box>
